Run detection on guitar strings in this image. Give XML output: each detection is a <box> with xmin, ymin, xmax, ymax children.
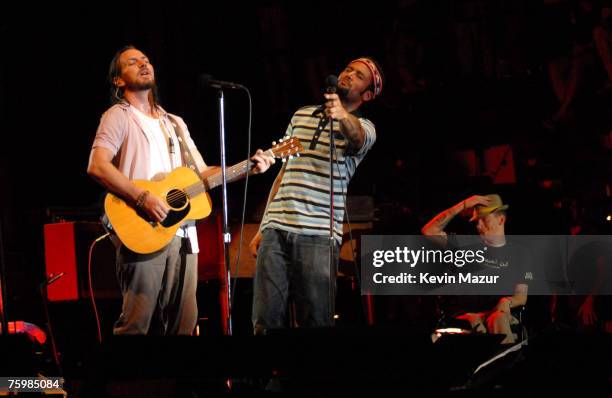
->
<box><xmin>159</xmin><ymin>145</ymin><xmax>291</xmax><ymax>205</ymax></box>
<box><xmin>161</xmin><ymin>161</ymin><xmax>250</xmax><ymax>205</ymax></box>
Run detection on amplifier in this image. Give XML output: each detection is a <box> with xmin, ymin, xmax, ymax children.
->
<box><xmin>43</xmin><ymin>222</ymin><xmax>119</xmax><ymax>302</ymax></box>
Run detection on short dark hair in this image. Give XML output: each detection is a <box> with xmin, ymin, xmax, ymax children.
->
<box><xmin>493</xmin><ymin>210</ymin><xmax>507</xmax><ymax>219</ymax></box>
<box><xmin>108</xmin><ymin>45</ymin><xmax>160</xmax><ymax>107</ymax></box>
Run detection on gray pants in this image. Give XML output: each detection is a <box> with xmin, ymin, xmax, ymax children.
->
<box><xmin>113</xmin><ymin>236</ymin><xmax>198</xmax><ymax>335</ymax></box>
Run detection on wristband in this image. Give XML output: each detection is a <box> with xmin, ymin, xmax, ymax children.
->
<box><xmin>136</xmin><ymin>190</ymin><xmax>150</xmax><ymax>208</ymax></box>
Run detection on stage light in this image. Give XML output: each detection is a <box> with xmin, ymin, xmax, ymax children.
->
<box><xmin>434</xmin><ymin>327</ymin><xmax>469</xmax><ymax>334</ymax></box>
<box><xmin>431</xmin><ymin>327</ymin><xmax>470</xmax><ymax>343</ymax></box>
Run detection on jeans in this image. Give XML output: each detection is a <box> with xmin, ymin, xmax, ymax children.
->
<box><xmin>252</xmin><ymin>228</ymin><xmax>339</xmax><ymax>334</ymax></box>
<box><xmin>113</xmin><ymin>236</ymin><xmax>198</xmax><ymax>335</ymax></box>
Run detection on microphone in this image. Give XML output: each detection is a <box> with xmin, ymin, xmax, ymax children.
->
<box><xmin>199</xmin><ymin>74</ymin><xmax>245</xmax><ymax>90</ymax></box>
<box><xmin>326</xmin><ymin>75</ymin><xmax>339</xmax><ymax>93</ymax></box>
<box><xmin>325</xmin><ymin>74</ymin><xmax>348</xmax><ymax>97</ymax></box>
<box><xmin>310</xmin><ymin>75</ymin><xmax>345</xmax><ymax>149</ymax></box>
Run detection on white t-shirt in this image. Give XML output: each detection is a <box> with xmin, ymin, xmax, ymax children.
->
<box><xmin>131</xmin><ymin>107</ymin><xmax>199</xmax><ymax>252</ymax></box>
<box><xmin>131</xmin><ymin>107</ymin><xmax>180</xmax><ymax>179</ymax></box>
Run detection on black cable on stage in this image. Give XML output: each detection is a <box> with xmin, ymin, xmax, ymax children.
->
<box><xmin>334</xmin><ymin>157</ymin><xmax>368</xmax><ymax>322</ymax></box>
<box><xmin>88</xmin><ymin>233</ymin><xmax>109</xmax><ymax>344</ymax></box>
<box><xmin>230</xmin><ymin>87</ymin><xmax>253</xmax><ymax>310</ymax></box>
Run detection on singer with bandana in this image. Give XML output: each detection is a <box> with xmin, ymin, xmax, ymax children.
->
<box><xmin>249</xmin><ymin>57</ymin><xmax>384</xmax><ymax>334</ymax></box>
<box><xmin>87</xmin><ymin>46</ymin><xmax>275</xmax><ymax>336</ymax></box>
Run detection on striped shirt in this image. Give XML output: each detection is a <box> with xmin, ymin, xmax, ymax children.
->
<box><xmin>260</xmin><ymin>105</ymin><xmax>376</xmax><ymax>243</ymax></box>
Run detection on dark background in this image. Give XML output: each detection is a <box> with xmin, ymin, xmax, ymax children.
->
<box><xmin>1</xmin><ymin>0</ymin><xmax>612</xmax><ymax>331</ymax></box>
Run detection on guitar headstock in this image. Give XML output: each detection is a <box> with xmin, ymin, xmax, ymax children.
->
<box><xmin>269</xmin><ymin>136</ymin><xmax>304</xmax><ymax>162</ymax></box>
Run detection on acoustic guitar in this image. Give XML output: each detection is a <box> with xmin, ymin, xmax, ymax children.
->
<box><xmin>104</xmin><ymin>137</ymin><xmax>303</xmax><ymax>254</ymax></box>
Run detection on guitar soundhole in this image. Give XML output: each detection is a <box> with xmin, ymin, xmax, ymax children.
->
<box><xmin>166</xmin><ymin>189</ymin><xmax>188</xmax><ymax>210</ymax></box>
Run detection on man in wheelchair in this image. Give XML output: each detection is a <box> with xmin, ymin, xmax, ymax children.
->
<box><xmin>422</xmin><ymin>194</ymin><xmax>531</xmax><ymax>344</ymax></box>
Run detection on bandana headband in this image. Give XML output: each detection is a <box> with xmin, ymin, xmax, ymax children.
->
<box><xmin>351</xmin><ymin>58</ymin><xmax>382</xmax><ymax>98</ymax></box>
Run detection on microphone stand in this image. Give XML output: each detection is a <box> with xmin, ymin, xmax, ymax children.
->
<box><xmin>217</xmin><ymin>89</ymin><xmax>233</xmax><ymax>336</ymax></box>
<box><xmin>218</xmin><ymin>86</ymin><xmax>232</xmax><ymax>336</ymax></box>
<box><xmin>327</xmin><ymin>90</ymin><xmax>337</xmax><ymax>327</ymax></box>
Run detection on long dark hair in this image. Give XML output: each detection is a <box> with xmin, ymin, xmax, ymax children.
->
<box><xmin>108</xmin><ymin>45</ymin><xmax>160</xmax><ymax>108</ymax></box>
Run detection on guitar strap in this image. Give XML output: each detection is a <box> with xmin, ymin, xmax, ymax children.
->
<box><xmin>166</xmin><ymin>115</ymin><xmax>206</xmax><ymax>177</ymax></box>
<box><xmin>164</xmin><ymin>115</ymin><xmax>201</xmax><ymax>251</ymax></box>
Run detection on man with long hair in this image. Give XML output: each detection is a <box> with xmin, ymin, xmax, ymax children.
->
<box><xmin>88</xmin><ymin>46</ymin><xmax>274</xmax><ymax>335</ymax></box>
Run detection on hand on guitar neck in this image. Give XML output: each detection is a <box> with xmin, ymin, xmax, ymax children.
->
<box><xmin>250</xmin><ymin>148</ymin><xmax>275</xmax><ymax>174</ymax></box>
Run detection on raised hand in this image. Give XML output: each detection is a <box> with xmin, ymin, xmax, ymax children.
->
<box><xmin>463</xmin><ymin>195</ymin><xmax>492</xmax><ymax>210</ymax></box>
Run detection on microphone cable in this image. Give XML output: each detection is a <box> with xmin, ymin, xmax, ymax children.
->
<box><xmin>230</xmin><ymin>87</ymin><xmax>253</xmax><ymax>311</ymax></box>
<box><xmin>334</xmin><ymin>156</ymin><xmax>368</xmax><ymax>323</ymax></box>
<box><xmin>87</xmin><ymin>232</ymin><xmax>110</xmax><ymax>343</ymax></box>
<box><xmin>39</xmin><ymin>272</ymin><xmax>66</xmax><ymax>376</ymax></box>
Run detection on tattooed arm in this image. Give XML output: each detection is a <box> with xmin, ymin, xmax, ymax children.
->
<box><xmin>421</xmin><ymin>195</ymin><xmax>492</xmax><ymax>245</ymax></box>
<box><xmin>337</xmin><ymin>113</ymin><xmax>365</xmax><ymax>149</ymax></box>
<box><xmin>323</xmin><ymin>92</ymin><xmax>365</xmax><ymax>149</ymax></box>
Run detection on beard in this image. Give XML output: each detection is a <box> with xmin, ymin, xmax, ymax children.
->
<box><xmin>336</xmin><ymin>85</ymin><xmax>350</xmax><ymax>99</ymax></box>
<box><xmin>126</xmin><ymin>78</ymin><xmax>156</xmax><ymax>92</ymax></box>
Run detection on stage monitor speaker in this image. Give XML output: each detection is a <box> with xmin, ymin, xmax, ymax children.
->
<box><xmin>44</xmin><ymin>222</ymin><xmax>119</xmax><ymax>302</ymax></box>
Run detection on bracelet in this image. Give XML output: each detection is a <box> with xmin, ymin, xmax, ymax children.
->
<box><xmin>136</xmin><ymin>190</ymin><xmax>150</xmax><ymax>208</ymax></box>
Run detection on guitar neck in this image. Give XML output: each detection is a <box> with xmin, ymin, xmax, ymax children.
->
<box><xmin>185</xmin><ymin>147</ymin><xmax>283</xmax><ymax>198</ymax></box>
<box><xmin>204</xmin><ymin>159</ymin><xmax>255</xmax><ymax>190</ymax></box>
<box><xmin>205</xmin><ymin>148</ymin><xmax>277</xmax><ymax>190</ymax></box>
<box><xmin>184</xmin><ymin>160</ymin><xmax>253</xmax><ymax>199</ymax></box>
